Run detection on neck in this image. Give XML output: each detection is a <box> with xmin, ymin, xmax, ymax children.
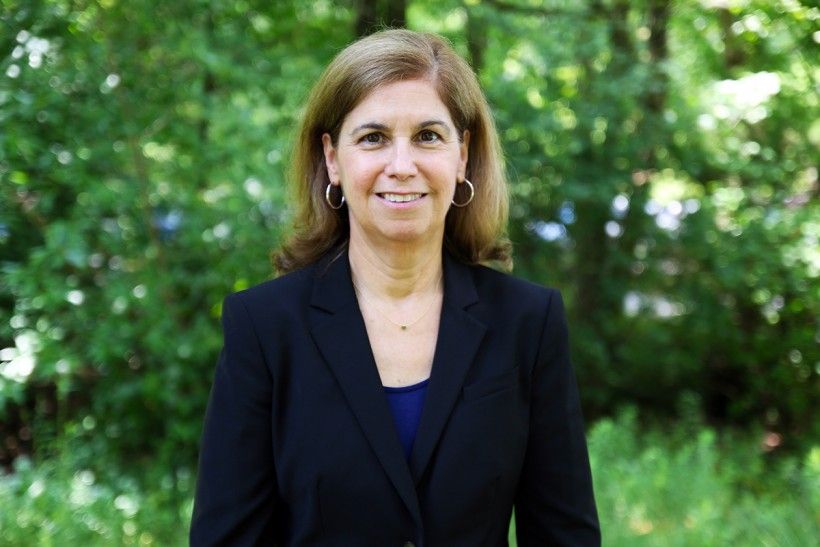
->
<box><xmin>348</xmin><ymin>232</ymin><xmax>444</xmax><ymax>301</ymax></box>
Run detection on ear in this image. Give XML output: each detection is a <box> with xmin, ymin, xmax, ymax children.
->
<box><xmin>322</xmin><ymin>133</ymin><xmax>340</xmax><ymax>184</ymax></box>
<box><xmin>458</xmin><ymin>130</ymin><xmax>470</xmax><ymax>181</ymax></box>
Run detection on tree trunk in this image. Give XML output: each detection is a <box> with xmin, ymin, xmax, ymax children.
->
<box><xmin>465</xmin><ymin>6</ymin><xmax>488</xmax><ymax>73</ymax></box>
<box><xmin>355</xmin><ymin>0</ymin><xmax>407</xmax><ymax>37</ymax></box>
<box><xmin>645</xmin><ymin>0</ymin><xmax>669</xmax><ymax>115</ymax></box>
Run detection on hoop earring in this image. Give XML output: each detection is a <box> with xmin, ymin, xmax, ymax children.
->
<box><xmin>451</xmin><ymin>179</ymin><xmax>474</xmax><ymax>208</ymax></box>
<box><xmin>325</xmin><ymin>183</ymin><xmax>345</xmax><ymax>210</ymax></box>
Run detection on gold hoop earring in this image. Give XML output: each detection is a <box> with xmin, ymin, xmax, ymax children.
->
<box><xmin>451</xmin><ymin>179</ymin><xmax>474</xmax><ymax>208</ymax></box>
<box><xmin>325</xmin><ymin>183</ymin><xmax>345</xmax><ymax>210</ymax></box>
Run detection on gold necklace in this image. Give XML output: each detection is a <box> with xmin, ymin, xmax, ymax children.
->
<box><xmin>353</xmin><ymin>272</ymin><xmax>443</xmax><ymax>331</ymax></box>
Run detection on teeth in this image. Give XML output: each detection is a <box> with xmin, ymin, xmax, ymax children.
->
<box><xmin>382</xmin><ymin>193</ymin><xmax>422</xmax><ymax>203</ymax></box>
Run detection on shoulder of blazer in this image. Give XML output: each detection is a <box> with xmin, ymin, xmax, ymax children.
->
<box><xmin>467</xmin><ymin>262</ymin><xmax>559</xmax><ymax>313</ymax></box>
<box><xmin>228</xmin><ymin>257</ymin><xmax>326</xmax><ymax>315</ymax></box>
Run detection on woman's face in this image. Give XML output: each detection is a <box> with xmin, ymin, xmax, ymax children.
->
<box><xmin>323</xmin><ymin>79</ymin><xmax>469</xmax><ymax>248</ymax></box>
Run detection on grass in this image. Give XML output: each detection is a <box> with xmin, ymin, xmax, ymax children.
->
<box><xmin>586</xmin><ymin>410</ymin><xmax>818</xmax><ymax>546</ymax></box>
<box><xmin>1</xmin><ymin>410</ymin><xmax>817</xmax><ymax>546</ymax></box>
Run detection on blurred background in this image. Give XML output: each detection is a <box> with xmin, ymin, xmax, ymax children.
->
<box><xmin>1</xmin><ymin>0</ymin><xmax>817</xmax><ymax>544</ymax></box>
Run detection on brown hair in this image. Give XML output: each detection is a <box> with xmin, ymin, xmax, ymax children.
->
<box><xmin>273</xmin><ymin>29</ymin><xmax>511</xmax><ymax>273</ymax></box>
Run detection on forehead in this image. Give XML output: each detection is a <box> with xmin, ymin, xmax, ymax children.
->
<box><xmin>342</xmin><ymin>79</ymin><xmax>454</xmax><ymax>127</ymax></box>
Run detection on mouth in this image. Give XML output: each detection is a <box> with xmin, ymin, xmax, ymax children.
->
<box><xmin>377</xmin><ymin>192</ymin><xmax>426</xmax><ymax>204</ymax></box>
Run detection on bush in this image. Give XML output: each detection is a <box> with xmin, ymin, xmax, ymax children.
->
<box><xmin>588</xmin><ymin>410</ymin><xmax>819</xmax><ymax>546</ymax></box>
<box><xmin>0</xmin><ymin>451</ymin><xmax>192</xmax><ymax>546</ymax></box>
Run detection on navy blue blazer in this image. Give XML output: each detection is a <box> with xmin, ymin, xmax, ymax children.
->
<box><xmin>190</xmin><ymin>250</ymin><xmax>600</xmax><ymax>546</ymax></box>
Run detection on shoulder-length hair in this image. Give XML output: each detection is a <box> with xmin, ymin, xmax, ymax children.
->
<box><xmin>273</xmin><ymin>29</ymin><xmax>511</xmax><ymax>274</ymax></box>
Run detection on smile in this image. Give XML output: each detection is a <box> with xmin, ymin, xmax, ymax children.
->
<box><xmin>378</xmin><ymin>193</ymin><xmax>425</xmax><ymax>203</ymax></box>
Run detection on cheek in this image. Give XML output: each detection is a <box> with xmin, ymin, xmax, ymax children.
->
<box><xmin>338</xmin><ymin>155</ymin><xmax>384</xmax><ymax>184</ymax></box>
<box><xmin>437</xmin><ymin>155</ymin><xmax>463</xmax><ymax>182</ymax></box>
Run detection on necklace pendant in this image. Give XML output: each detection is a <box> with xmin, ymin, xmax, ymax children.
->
<box><xmin>400</xmin><ymin>325</ymin><xmax>407</xmax><ymax>331</ymax></box>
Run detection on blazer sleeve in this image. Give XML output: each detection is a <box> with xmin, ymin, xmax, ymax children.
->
<box><xmin>190</xmin><ymin>293</ymin><xmax>281</xmax><ymax>546</ymax></box>
<box><xmin>514</xmin><ymin>289</ymin><xmax>601</xmax><ymax>546</ymax></box>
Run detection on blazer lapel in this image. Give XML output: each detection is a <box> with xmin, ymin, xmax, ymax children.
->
<box><xmin>409</xmin><ymin>253</ymin><xmax>487</xmax><ymax>484</ymax></box>
<box><xmin>306</xmin><ymin>249</ymin><xmax>422</xmax><ymax>524</ymax></box>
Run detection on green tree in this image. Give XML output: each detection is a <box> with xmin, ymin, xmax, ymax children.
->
<box><xmin>1</xmin><ymin>0</ymin><xmax>817</xmax><ymax>478</ymax></box>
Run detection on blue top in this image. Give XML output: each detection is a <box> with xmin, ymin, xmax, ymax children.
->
<box><xmin>384</xmin><ymin>378</ymin><xmax>429</xmax><ymax>461</ymax></box>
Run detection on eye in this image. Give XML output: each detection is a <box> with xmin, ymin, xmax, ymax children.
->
<box><xmin>418</xmin><ymin>129</ymin><xmax>441</xmax><ymax>143</ymax></box>
<box><xmin>359</xmin><ymin>132</ymin><xmax>384</xmax><ymax>145</ymax></box>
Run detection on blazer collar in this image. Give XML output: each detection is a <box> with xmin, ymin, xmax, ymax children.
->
<box><xmin>409</xmin><ymin>253</ymin><xmax>486</xmax><ymax>484</ymax></box>
<box><xmin>307</xmin><ymin>247</ymin><xmax>487</xmax><ymax>521</ymax></box>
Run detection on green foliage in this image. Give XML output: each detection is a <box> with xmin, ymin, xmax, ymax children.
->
<box><xmin>0</xmin><ymin>0</ymin><xmax>817</xmax><ymax>491</ymax></box>
<box><xmin>1</xmin><ymin>0</ymin><xmax>354</xmax><ymax>466</ymax></box>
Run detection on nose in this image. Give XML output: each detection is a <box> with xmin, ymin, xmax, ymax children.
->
<box><xmin>384</xmin><ymin>139</ymin><xmax>418</xmax><ymax>180</ymax></box>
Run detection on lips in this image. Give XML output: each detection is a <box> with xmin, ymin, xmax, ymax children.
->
<box><xmin>377</xmin><ymin>192</ymin><xmax>425</xmax><ymax>203</ymax></box>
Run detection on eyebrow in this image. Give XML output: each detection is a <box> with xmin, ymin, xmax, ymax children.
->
<box><xmin>349</xmin><ymin>122</ymin><xmax>388</xmax><ymax>136</ymax></box>
<box><xmin>348</xmin><ymin>119</ymin><xmax>452</xmax><ymax>137</ymax></box>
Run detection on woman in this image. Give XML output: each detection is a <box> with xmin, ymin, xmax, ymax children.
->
<box><xmin>191</xmin><ymin>29</ymin><xmax>600</xmax><ymax>546</ymax></box>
